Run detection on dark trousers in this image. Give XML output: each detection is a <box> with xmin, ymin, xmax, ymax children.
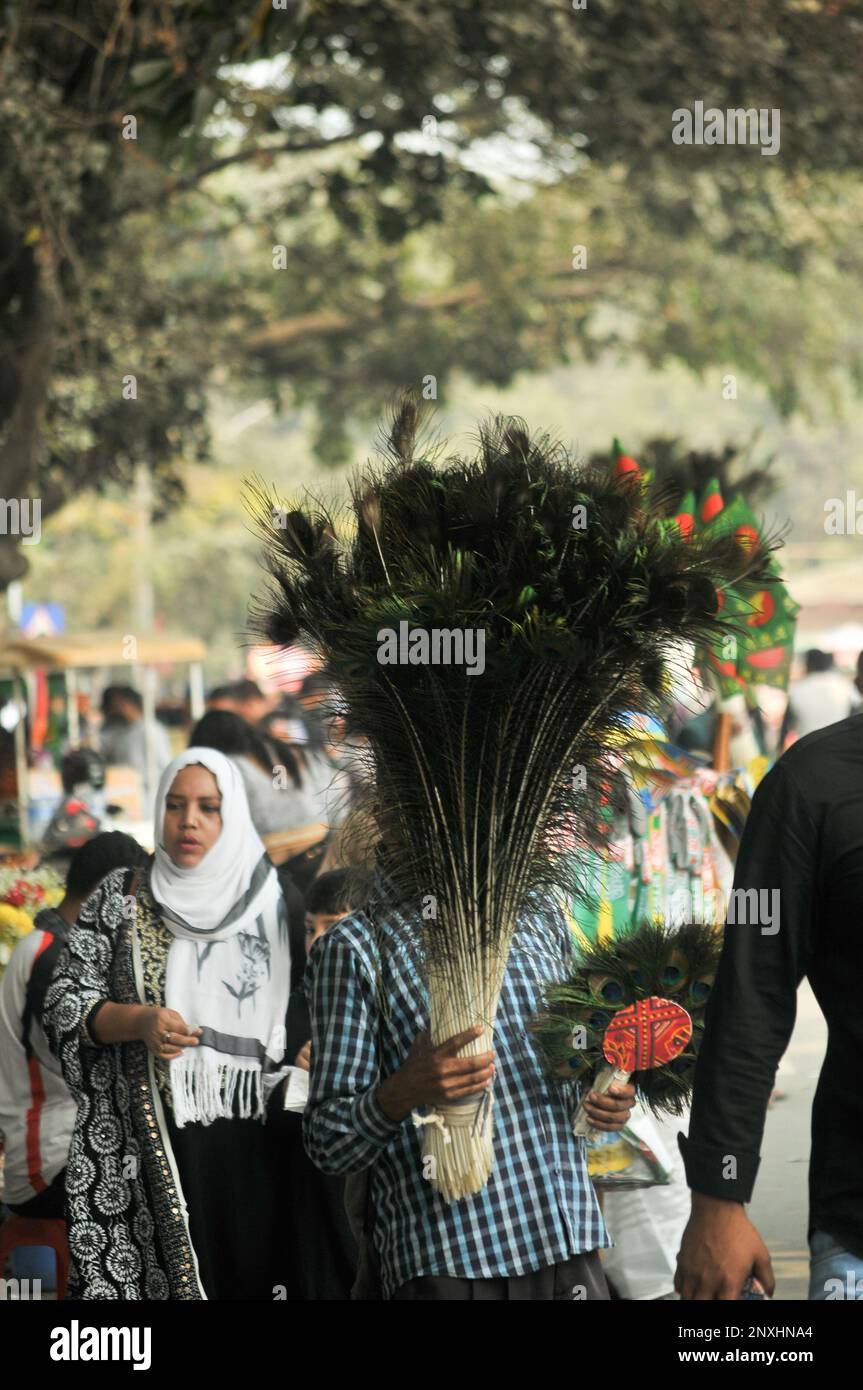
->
<box><xmin>391</xmin><ymin>1250</ymin><xmax>610</xmax><ymax>1301</ymax></box>
<box><xmin>6</xmin><ymin>1168</ymin><xmax>67</xmax><ymax>1220</ymax></box>
<box><xmin>162</xmin><ymin>1109</ymin><xmax>278</xmax><ymax>1300</ymax></box>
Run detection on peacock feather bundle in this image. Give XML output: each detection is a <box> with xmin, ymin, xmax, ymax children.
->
<box><xmin>533</xmin><ymin>920</ymin><xmax>722</xmax><ymax>1116</ymax></box>
<box><xmin>247</xmin><ymin>393</ymin><xmax>774</xmax><ymax>1201</ymax></box>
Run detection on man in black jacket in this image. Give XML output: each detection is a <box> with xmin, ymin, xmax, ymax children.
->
<box><xmin>676</xmin><ymin>716</ymin><xmax>863</xmax><ymax>1300</ymax></box>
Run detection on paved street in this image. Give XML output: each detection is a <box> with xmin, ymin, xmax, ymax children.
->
<box><xmin>748</xmin><ymin>982</ymin><xmax>828</xmax><ymax>1300</ymax></box>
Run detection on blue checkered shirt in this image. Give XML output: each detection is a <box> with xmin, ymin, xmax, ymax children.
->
<box><xmin>303</xmin><ymin>896</ymin><xmax>610</xmax><ymax>1298</ymax></box>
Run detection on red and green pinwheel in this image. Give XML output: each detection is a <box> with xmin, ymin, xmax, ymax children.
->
<box><xmin>691</xmin><ymin>480</ymin><xmax>798</xmax><ymax>696</ymax></box>
<box><xmin>609</xmin><ymin>442</ymin><xmax>799</xmax><ymax>697</ymax></box>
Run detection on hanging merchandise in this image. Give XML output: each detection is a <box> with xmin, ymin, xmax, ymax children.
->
<box><xmin>683</xmin><ymin>480</ymin><xmax>799</xmax><ymax>700</ymax></box>
<box><xmin>558</xmin><ymin>714</ymin><xmax>771</xmax><ymax>949</ymax></box>
<box><xmin>586</xmin><ymin>1104</ymin><xmax>677</xmax><ymax>1190</ymax></box>
<box><xmin>560</xmin><ymin>766</ymin><xmax>736</xmax><ymax>947</ymax></box>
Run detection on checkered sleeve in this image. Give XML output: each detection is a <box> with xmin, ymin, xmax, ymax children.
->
<box><xmin>303</xmin><ymin>923</ymin><xmax>405</xmax><ymax>1175</ymax></box>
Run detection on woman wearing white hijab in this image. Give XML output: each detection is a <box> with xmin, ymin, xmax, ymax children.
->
<box><xmin>45</xmin><ymin>748</ymin><xmax>293</xmax><ymax>1300</ymax></box>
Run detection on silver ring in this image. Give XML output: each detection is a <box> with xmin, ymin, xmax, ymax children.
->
<box><xmin>163</xmin><ymin>1031</ymin><xmax>171</xmax><ymax>1044</ymax></box>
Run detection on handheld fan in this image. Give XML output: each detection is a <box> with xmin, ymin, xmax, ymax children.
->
<box><xmin>533</xmin><ymin>919</ymin><xmax>721</xmax><ymax>1118</ymax></box>
<box><xmin>572</xmin><ymin>995</ymin><xmax>692</xmax><ymax>1140</ymax></box>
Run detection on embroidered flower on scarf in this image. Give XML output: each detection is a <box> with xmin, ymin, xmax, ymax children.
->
<box><xmin>51</xmin><ymin>993</ymin><xmax>80</xmax><ymax>1034</ymax></box>
<box><xmin>85</xmin><ymin>1276</ymin><xmax>124</xmax><ymax>1300</ymax></box>
<box><xmin>71</xmin><ymin>931</ymin><xmax>112</xmax><ymax>972</ymax></box>
<box><xmin>95</xmin><ymin>1178</ymin><xmax>132</xmax><ymax>1217</ymax></box>
<box><xmin>89</xmin><ymin>1055</ymin><xmax>112</xmax><ymax>1092</ymax></box>
<box><xmin>43</xmin><ymin>978</ymin><xmax>63</xmax><ymax>1011</ymax></box>
<box><xmin>223</xmin><ymin>933</ymin><xmax>271</xmax><ymax>1016</ymax></box>
<box><xmin>145</xmin><ymin>1267</ymin><xmax>171</xmax><ymax>1300</ymax></box>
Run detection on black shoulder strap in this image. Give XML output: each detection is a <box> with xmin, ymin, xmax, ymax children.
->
<box><xmin>22</xmin><ymin>934</ymin><xmax>63</xmax><ymax>1060</ymax></box>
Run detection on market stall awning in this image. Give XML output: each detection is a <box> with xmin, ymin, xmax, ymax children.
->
<box><xmin>0</xmin><ymin>632</ymin><xmax>207</xmax><ymax>670</ymax></box>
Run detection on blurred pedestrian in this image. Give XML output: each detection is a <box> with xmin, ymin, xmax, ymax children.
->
<box><xmin>781</xmin><ymin>649</ymin><xmax>859</xmax><ymax>741</ymax></box>
<box><xmin>190</xmin><ymin>708</ymin><xmax>350</xmax><ymax>892</ymax></box>
<box><xmin>40</xmin><ymin>748</ymin><xmax>106</xmax><ymax>875</ymax></box>
<box><xmin>100</xmin><ymin>685</ymin><xmax>172</xmax><ymax>807</ymax></box>
<box><xmin>206</xmin><ymin>678</ymin><xmax>273</xmax><ymax>726</ymax></box>
<box><xmin>0</xmin><ymin>832</ymin><xmax>147</xmax><ymax>1221</ymax></box>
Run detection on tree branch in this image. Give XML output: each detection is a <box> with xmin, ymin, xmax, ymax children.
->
<box><xmin>20</xmin><ymin>12</ymin><xmax>104</xmax><ymax>51</ymax></box>
<box><xmin>245</xmin><ymin>282</ymin><xmax>485</xmax><ymax>352</ymax></box>
<box><xmin>118</xmin><ymin>98</ymin><xmax>502</xmax><ymax>217</ymax></box>
<box><xmin>119</xmin><ymin>127</ymin><xmax>369</xmax><ymax>215</ymax></box>
<box><xmin>244</xmin><ymin>266</ymin><xmax>629</xmax><ymax>356</ymax></box>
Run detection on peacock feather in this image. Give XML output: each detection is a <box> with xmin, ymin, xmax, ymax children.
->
<box><xmin>247</xmin><ymin>392</ymin><xmax>775</xmax><ymax>1197</ymax></box>
<box><xmin>533</xmin><ymin>919</ymin><xmax>722</xmax><ymax>1116</ymax></box>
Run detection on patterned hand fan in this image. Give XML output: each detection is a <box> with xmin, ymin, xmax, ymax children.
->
<box><xmin>572</xmin><ymin>996</ymin><xmax>692</xmax><ymax>1139</ymax></box>
<box><xmin>532</xmin><ymin>919</ymin><xmax>721</xmax><ymax>1118</ymax></box>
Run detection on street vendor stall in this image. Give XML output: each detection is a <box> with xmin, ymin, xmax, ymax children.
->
<box><xmin>0</xmin><ymin>632</ymin><xmax>207</xmax><ymax>850</ymax></box>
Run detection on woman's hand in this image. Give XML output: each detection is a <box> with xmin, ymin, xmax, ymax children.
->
<box><xmin>137</xmin><ymin>1006</ymin><xmax>202</xmax><ymax>1060</ymax></box>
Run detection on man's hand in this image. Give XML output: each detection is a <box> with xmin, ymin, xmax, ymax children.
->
<box><xmin>294</xmin><ymin>1040</ymin><xmax>312</xmax><ymax>1071</ymax></box>
<box><xmin>675</xmin><ymin>1193</ymin><xmax>775</xmax><ymax>1300</ymax></box>
<box><xmin>377</xmin><ymin>1025</ymin><xmax>495</xmax><ymax>1122</ymax></box>
<box><xmin>583</xmin><ymin>1082</ymin><xmax>636</xmax><ymax>1131</ymax></box>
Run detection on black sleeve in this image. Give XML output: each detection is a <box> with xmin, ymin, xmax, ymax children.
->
<box><xmin>285</xmin><ymin>989</ymin><xmax>312</xmax><ymax>1064</ymax></box>
<box><xmin>22</xmin><ymin>937</ymin><xmax>64</xmax><ymax>1055</ymax></box>
<box><xmin>276</xmin><ymin>867</ymin><xmax>308</xmax><ymax>993</ymax></box>
<box><xmin>678</xmin><ymin>758</ymin><xmax>819</xmax><ymax>1202</ymax></box>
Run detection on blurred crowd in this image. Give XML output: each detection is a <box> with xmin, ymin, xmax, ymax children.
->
<box><xmin>0</xmin><ymin>668</ymin><xmax>376</xmax><ymax>1298</ymax></box>
<box><xmin>1</xmin><ymin>647</ymin><xmax>860</xmax><ymax>1300</ymax></box>
<box><xmin>39</xmin><ymin>672</ymin><xmax>365</xmax><ymax>882</ymax></box>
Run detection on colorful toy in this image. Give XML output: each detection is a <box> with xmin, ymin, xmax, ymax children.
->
<box><xmin>573</xmin><ymin>995</ymin><xmax>692</xmax><ymax>1139</ymax></box>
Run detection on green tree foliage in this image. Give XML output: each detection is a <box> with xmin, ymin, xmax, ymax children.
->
<box><xmin>2</xmin><ymin>0</ymin><xmax>863</xmax><ymax>587</ymax></box>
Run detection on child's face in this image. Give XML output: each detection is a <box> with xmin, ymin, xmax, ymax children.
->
<box><xmin>304</xmin><ymin>911</ymin><xmax>349</xmax><ymax>957</ymax></box>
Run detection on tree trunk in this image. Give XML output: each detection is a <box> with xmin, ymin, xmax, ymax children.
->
<box><xmin>0</xmin><ymin>242</ymin><xmax>61</xmax><ymax>593</ymax></box>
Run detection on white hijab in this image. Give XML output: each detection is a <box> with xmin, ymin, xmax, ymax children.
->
<box><xmin>149</xmin><ymin>748</ymin><xmax>289</xmax><ymax>1126</ymax></box>
<box><xmin>150</xmin><ymin>747</ymin><xmax>280</xmax><ymax>939</ymax></box>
